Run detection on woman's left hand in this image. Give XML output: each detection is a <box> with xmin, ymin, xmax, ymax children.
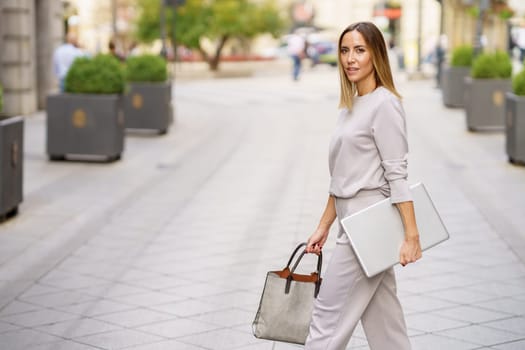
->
<box><xmin>399</xmin><ymin>236</ymin><xmax>422</xmax><ymax>266</ymax></box>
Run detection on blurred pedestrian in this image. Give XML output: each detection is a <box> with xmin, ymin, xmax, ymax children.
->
<box><xmin>287</xmin><ymin>32</ymin><xmax>306</xmax><ymax>81</ymax></box>
<box><xmin>52</xmin><ymin>32</ymin><xmax>85</xmax><ymax>92</ymax></box>
<box><xmin>514</xmin><ymin>22</ymin><xmax>525</xmax><ymax>62</ymax></box>
<box><xmin>304</xmin><ymin>21</ymin><xmax>421</xmax><ymax>350</ymax></box>
<box><xmin>435</xmin><ymin>34</ymin><xmax>448</xmax><ymax>88</ymax></box>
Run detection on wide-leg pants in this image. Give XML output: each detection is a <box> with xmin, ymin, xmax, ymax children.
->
<box><xmin>304</xmin><ymin>191</ymin><xmax>411</xmax><ymax>350</ymax></box>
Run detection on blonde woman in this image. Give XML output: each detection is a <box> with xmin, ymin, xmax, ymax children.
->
<box><xmin>304</xmin><ymin>22</ymin><xmax>421</xmax><ymax>350</ymax></box>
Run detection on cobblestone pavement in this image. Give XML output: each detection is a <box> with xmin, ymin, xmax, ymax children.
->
<box><xmin>0</xmin><ymin>65</ymin><xmax>524</xmax><ymax>350</ymax></box>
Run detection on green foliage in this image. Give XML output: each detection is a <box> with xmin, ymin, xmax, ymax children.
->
<box><xmin>126</xmin><ymin>54</ymin><xmax>167</xmax><ymax>82</ymax></box>
<box><xmin>494</xmin><ymin>51</ymin><xmax>512</xmax><ymax>79</ymax></box>
<box><xmin>499</xmin><ymin>8</ymin><xmax>513</xmax><ymax>20</ymax></box>
<box><xmin>136</xmin><ymin>0</ymin><xmax>286</xmax><ymax>45</ymax></box>
<box><xmin>466</xmin><ymin>6</ymin><xmax>480</xmax><ymax>18</ymax></box>
<box><xmin>134</xmin><ymin>0</ymin><xmax>286</xmax><ymax>70</ymax></box>
<box><xmin>0</xmin><ymin>84</ymin><xmax>3</xmax><ymax>112</ymax></box>
<box><xmin>65</xmin><ymin>55</ymin><xmax>125</xmax><ymax>94</ymax></box>
<box><xmin>450</xmin><ymin>46</ymin><xmax>473</xmax><ymax>67</ymax></box>
<box><xmin>512</xmin><ymin>69</ymin><xmax>525</xmax><ymax>96</ymax></box>
<box><xmin>471</xmin><ymin>51</ymin><xmax>512</xmax><ymax>79</ymax></box>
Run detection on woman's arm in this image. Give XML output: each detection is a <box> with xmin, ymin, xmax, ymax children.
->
<box><xmin>396</xmin><ymin>201</ymin><xmax>422</xmax><ymax>266</ymax></box>
<box><xmin>306</xmin><ymin>195</ymin><xmax>337</xmax><ymax>255</ymax></box>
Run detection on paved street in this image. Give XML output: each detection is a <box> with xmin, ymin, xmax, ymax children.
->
<box><xmin>1</xmin><ymin>65</ymin><xmax>525</xmax><ymax>350</ymax></box>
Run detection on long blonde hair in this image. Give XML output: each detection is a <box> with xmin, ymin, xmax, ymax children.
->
<box><xmin>338</xmin><ymin>22</ymin><xmax>401</xmax><ymax>110</ymax></box>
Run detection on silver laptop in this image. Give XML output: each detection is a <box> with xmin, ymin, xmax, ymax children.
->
<box><xmin>340</xmin><ymin>183</ymin><xmax>449</xmax><ymax>278</ymax></box>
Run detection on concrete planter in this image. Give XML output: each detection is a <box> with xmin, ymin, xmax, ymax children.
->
<box><xmin>0</xmin><ymin>116</ymin><xmax>23</xmax><ymax>220</ymax></box>
<box><xmin>46</xmin><ymin>94</ymin><xmax>124</xmax><ymax>161</ymax></box>
<box><xmin>124</xmin><ymin>82</ymin><xmax>173</xmax><ymax>134</ymax></box>
<box><xmin>441</xmin><ymin>66</ymin><xmax>470</xmax><ymax>108</ymax></box>
<box><xmin>505</xmin><ymin>93</ymin><xmax>525</xmax><ymax>165</ymax></box>
<box><xmin>464</xmin><ymin>77</ymin><xmax>511</xmax><ymax>131</ymax></box>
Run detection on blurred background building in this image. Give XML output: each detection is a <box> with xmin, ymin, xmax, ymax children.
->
<box><xmin>0</xmin><ymin>0</ymin><xmax>524</xmax><ymax>116</ymax></box>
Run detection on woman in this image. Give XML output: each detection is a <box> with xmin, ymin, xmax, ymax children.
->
<box><xmin>304</xmin><ymin>22</ymin><xmax>422</xmax><ymax>350</ymax></box>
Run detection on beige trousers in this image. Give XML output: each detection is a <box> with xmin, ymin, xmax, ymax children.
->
<box><xmin>304</xmin><ymin>192</ymin><xmax>411</xmax><ymax>350</ymax></box>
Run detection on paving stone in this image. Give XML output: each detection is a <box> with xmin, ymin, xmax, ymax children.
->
<box><xmin>136</xmin><ymin>318</ymin><xmax>221</xmax><ymax>338</ymax></box>
<box><xmin>493</xmin><ymin>339</ymin><xmax>525</xmax><ymax>350</ymax></box>
<box><xmin>405</xmin><ymin>312</ymin><xmax>470</xmax><ymax>333</ymax></box>
<box><xmin>149</xmin><ymin>299</ymin><xmax>230</xmax><ymax>318</ymax></box>
<box><xmin>437</xmin><ymin>325</ymin><xmax>525</xmax><ymax>347</ymax></box>
<box><xmin>0</xmin><ymin>308</ymin><xmax>78</xmax><ymax>327</ymax></box>
<box><xmin>74</xmin><ymin>329</ymin><xmax>163</xmax><ymax>349</ymax></box>
<box><xmin>434</xmin><ymin>305</ymin><xmax>513</xmax><ymax>323</ymax></box>
<box><xmin>94</xmin><ymin>308</ymin><xmax>175</xmax><ymax>328</ymax></box>
<box><xmin>27</xmin><ymin>340</ymin><xmax>101</xmax><ymax>350</ymax></box>
<box><xmin>0</xmin><ymin>320</ymin><xmax>20</xmax><ymax>333</ymax></box>
<box><xmin>409</xmin><ymin>333</ymin><xmax>479</xmax><ymax>350</ymax></box>
<box><xmin>53</xmin><ymin>299</ymin><xmax>137</xmax><ymax>317</ymax></box>
<box><xmin>482</xmin><ymin>316</ymin><xmax>525</xmax><ymax>336</ymax></box>
<box><xmin>176</xmin><ymin>328</ymin><xmax>259</xmax><ymax>350</ymax></box>
<box><xmin>0</xmin><ymin>300</ymin><xmax>43</xmax><ymax>316</ymax></box>
<box><xmin>0</xmin><ymin>329</ymin><xmax>64</xmax><ymax>350</ymax></box>
<box><xmin>18</xmin><ymin>290</ymin><xmax>96</xmax><ymax>308</ymax></box>
<box><xmin>36</xmin><ymin>318</ymin><xmax>122</xmax><ymax>338</ymax></box>
<box><xmin>123</xmin><ymin>340</ymin><xmax>207</xmax><ymax>349</ymax></box>
<box><xmin>189</xmin><ymin>308</ymin><xmax>255</xmax><ymax>327</ymax></box>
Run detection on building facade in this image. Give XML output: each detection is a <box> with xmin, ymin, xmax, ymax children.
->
<box><xmin>0</xmin><ymin>0</ymin><xmax>63</xmax><ymax>116</ymax></box>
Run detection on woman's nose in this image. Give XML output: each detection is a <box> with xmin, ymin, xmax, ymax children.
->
<box><xmin>347</xmin><ymin>51</ymin><xmax>355</xmax><ymax>63</ymax></box>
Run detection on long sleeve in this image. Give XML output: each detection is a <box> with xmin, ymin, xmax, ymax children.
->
<box><xmin>371</xmin><ymin>97</ymin><xmax>412</xmax><ymax>204</ymax></box>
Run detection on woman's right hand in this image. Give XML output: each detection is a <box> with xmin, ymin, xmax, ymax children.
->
<box><xmin>306</xmin><ymin>228</ymin><xmax>329</xmax><ymax>255</ymax></box>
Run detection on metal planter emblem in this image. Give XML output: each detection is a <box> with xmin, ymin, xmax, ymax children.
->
<box><xmin>11</xmin><ymin>141</ymin><xmax>19</xmax><ymax>168</ymax></box>
<box><xmin>493</xmin><ymin>91</ymin><xmax>504</xmax><ymax>107</ymax></box>
<box><xmin>72</xmin><ymin>109</ymin><xmax>87</xmax><ymax>128</ymax></box>
<box><xmin>132</xmin><ymin>93</ymin><xmax>144</xmax><ymax>109</ymax></box>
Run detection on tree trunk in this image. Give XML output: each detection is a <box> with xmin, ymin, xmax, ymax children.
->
<box><xmin>207</xmin><ymin>35</ymin><xmax>229</xmax><ymax>71</ymax></box>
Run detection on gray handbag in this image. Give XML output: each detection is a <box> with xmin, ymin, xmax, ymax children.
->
<box><xmin>252</xmin><ymin>242</ymin><xmax>323</xmax><ymax>345</ymax></box>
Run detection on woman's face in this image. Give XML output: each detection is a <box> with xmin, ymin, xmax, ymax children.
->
<box><xmin>340</xmin><ymin>30</ymin><xmax>375</xmax><ymax>87</ymax></box>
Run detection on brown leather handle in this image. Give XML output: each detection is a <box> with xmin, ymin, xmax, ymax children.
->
<box><xmin>284</xmin><ymin>242</ymin><xmax>323</xmax><ymax>297</ymax></box>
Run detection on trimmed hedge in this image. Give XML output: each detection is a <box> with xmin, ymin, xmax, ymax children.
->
<box><xmin>450</xmin><ymin>46</ymin><xmax>473</xmax><ymax>67</ymax></box>
<box><xmin>65</xmin><ymin>54</ymin><xmax>125</xmax><ymax>94</ymax></box>
<box><xmin>471</xmin><ymin>51</ymin><xmax>512</xmax><ymax>79</ymax></box>
<box><xmin>513</xmin><ymin>69</ymin><xmax>525</xmax><ymax>96</ymax></box>
<box><xmin>125</xmin><ymin>55</ymin><xmax>167</xmax><ymax>82</ymax></box>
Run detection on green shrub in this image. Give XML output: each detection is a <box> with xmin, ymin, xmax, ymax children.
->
<box><xmin>65</xmin><ymin>54</ymin><xmax>125</xmax><ymax>94</ymax></box>
<box><xmin>450</xmin><ymin>46</ymin><xmax>473</xmax><ymax>67</ymax></box>
<box><xmin>0</xmin><ymin>84</ymin><xmax>3</xmax><ymax>112</ymax></box>
<box><xmin>494</xmin><ymin>51</ymin><xmax>512</xmax><ymax>79</ymax></box>
<box><xmin>125</xmin><ymin>54</ymin><xmax>167</xmax><ymax>82</ymax></box>
<box><xmin>513</xmin><ymin>69</ymin><xmax>525</xmax><ymax>96</ymax></box>
<box><xmin>471</xmin><ymin>52</ymin><xmax>512</xmax><ymax>79</ymax></box>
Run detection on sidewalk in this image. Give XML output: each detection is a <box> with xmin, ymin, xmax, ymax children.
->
<box><xmin>0</xmin><ymin>66</ymin><xmax>524</xmax><ymax>350</ymax></box>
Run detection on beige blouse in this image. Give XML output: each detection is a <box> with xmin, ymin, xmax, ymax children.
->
<box><xmin>328</xmin><ymin>86</ymin><xmax>412</xmax><ymax>204</ymax></box>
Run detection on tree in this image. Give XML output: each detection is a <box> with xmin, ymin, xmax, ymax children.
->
<box><xmin>135</xmin><ymin>0</ymin><xmax>286</xmax><ymax>71</ymax></box>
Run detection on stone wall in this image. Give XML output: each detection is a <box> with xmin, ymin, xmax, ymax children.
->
<box><xmin>36</xmin><ymin>0</ymin><xmax>64</xmax><ymax>109</ymax></box>
<box><xmin>0</xmin><ymin>0</ymin><xmax>63</xmax><ymax>116</ymax></box>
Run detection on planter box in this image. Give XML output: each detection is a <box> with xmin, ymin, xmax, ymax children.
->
<box><xmin>505</xmin><ymin>93</ymin><xmax>525</xmax><ymax>165</ymax></box>
<box><xmin>123</xmin><ymin>82</ymin><xmax>173</xmax><ymax>134</ymax></box>
<box><xmin>441</xmin><ymin>66</ymin><xmax>470</xmax><ymax>108</ymax></box>
<box><xmin>46</xmin><ymin>94</ymin><xmax>124</xmax><ymax>161</ymax></box>
<box><xmin>0</xmin><ymin>116</ymin><xmax>23</xmax><ymax>220</ymax></box>
<box><xmin>464</xmin><ymin>77</ymin><xmax>511</xmax><ymax>131</ymax></box>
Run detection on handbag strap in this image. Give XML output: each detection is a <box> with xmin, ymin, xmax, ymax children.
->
<box><xmin>285</xmin><ymin>242</ymin><xmax>307</xmax><ymax>268</ymax></box>
<box><xmin>284</xmin><ymin>242</ymin><xmax>323</xmax><ymax>297</ymax></box>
